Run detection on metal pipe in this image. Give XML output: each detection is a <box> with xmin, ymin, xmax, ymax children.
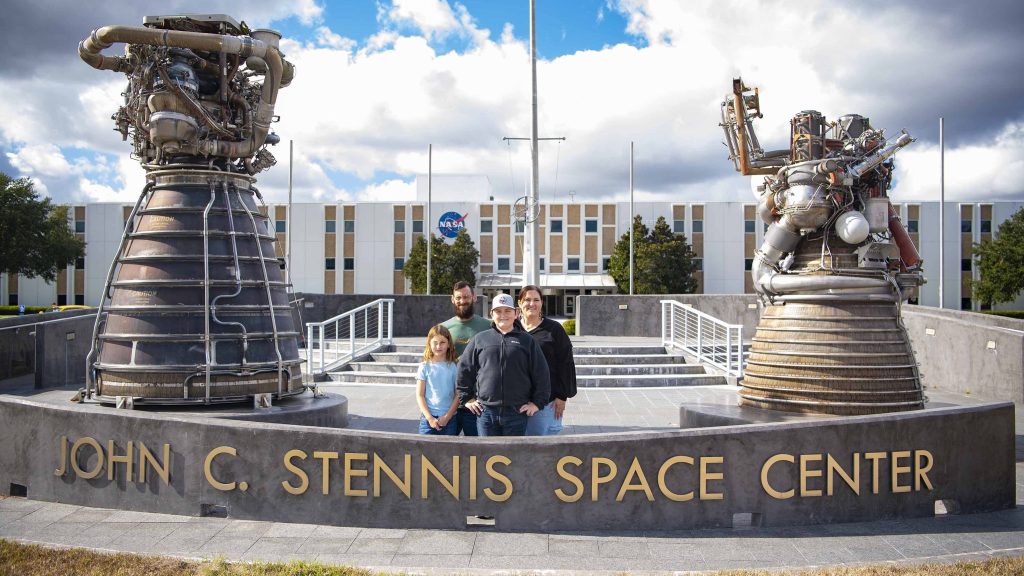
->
<box><xmin>201</xmin><ymin>181</ymin><xmax>217</xmax><ymax>402</ymax></box>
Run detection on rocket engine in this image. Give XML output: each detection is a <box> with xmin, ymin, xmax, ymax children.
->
<box><xmin>80</xmin><ymin>14</ymin><xmax>303</xmax><ymax>404</ymax></box>
<box><xmin>720</xmin><ymin>78</ymin><xmax>925</xmax><ymax>415</ymax></box>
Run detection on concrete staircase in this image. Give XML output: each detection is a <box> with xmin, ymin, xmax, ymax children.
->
<box><xmin>328</xmin><ymin>342</ymin><xmax>728</xmax><ymax>387</ymax></box>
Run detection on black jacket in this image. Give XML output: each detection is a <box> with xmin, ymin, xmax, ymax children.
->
<box><xmin>456</xmin><ymin>325</ymin><xmax>551</xmax><ymax>410</ymax></box>
<box><xmin>519</xmin><ymin>317</ymin><xmax>577</xmax><ymax>402</ymax></box>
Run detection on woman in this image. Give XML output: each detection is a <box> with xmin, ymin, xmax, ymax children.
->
<box><xmin>517</xmin><ymin>285</ymin><xmax>577</xmax><ymax>436</ymax></box>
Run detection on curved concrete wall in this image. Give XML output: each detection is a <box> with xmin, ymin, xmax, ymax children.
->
<box><xmin>0</xmin><ymin>397</ymin><xmax>1013</xmax><ymax>531</ymax></box>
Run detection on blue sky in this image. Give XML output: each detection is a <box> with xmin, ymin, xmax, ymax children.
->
<box><xmin>2</xmin><ymin>0</ymin><xmax>1023</xmax><ymax>205</ymax></box>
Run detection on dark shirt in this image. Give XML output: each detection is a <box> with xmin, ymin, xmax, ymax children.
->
<box><xmin>519</xmin><ymin>317</ymin><xmax>577</xmax><ymax>402</ymax></box>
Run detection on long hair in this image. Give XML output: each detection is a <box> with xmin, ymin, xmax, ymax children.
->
<box><xmin>517</xmin><ymin>284</ymin><xmax>542</xmax><ymax>305</ymax></box>
<box><xmin>423</xmin><ymin>324</ymin><xmax>457</xmax><ymax>364</ymax></box>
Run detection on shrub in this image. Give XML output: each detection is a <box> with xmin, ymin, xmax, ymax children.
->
<box><xmin>562</xmin><ymin>319</ymin><xmax>576</xmax><ymax>335</ymax></box>
<box><xmin>0</xmin><ymin>305</ymin><xmax>49</xmax><ymax>315</ymax></box>
<box><xmin>980</xmin><ymin>310</ymin><xmax>1024</xmax><ymax>320</ymax></box>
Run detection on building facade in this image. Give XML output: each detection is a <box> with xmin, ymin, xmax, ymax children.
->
<box><xmin>3</xmin><ymin>191</ymin><xmax>1022</xmax><ymax>313</ymax></box>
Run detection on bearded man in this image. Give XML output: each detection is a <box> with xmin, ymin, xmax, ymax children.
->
<box><xmin>440</xmin><ymin>281</ymin><xmax>491</xmax><ymax>435</ymax></box>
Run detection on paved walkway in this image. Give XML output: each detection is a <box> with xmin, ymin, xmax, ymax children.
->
<box><xmin>2</xmin><ymin>336</ymin><xmax>1022</xmax><ymax>574</ymax></box>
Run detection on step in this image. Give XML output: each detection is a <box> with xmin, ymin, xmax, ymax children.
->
<box><xmin>347</xmin><ymin>361</ymin><xmax>705</xmax><ymax>376</ymax></box>
<box><xmin>389</xmin><ymin>343</ymin><xmax>669</xmax><ymax>355</ymax></box>
<box><xmin>328</xmin><ymin>371</ymin><xmax>726</xmax><ymax>387</ymax></box>
<box><xmin>573</xmin><ymin>354</ymin><xmax>687</xmax><ymax>365</ymax></box>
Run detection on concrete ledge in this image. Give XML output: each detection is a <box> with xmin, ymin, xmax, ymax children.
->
<box><xmin>0</xmin><ymin>395</ymin><xmax>1014</xmax><ymax>531</ymax></box>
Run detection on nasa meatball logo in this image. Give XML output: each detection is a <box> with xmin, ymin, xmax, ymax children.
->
<box><xmin>438</xmin><ymin>211</ymin><xmax>468</xmax><ymax>239</ymax></box>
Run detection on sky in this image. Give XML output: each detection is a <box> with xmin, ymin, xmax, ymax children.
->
<box><xmin>2</xmin><ymin>0</ymin><xmax>1023</xmax><ymax>207</ymax></box>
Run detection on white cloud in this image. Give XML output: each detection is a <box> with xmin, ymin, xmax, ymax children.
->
<box><xmin>385</xmin><ymin>0</ymin><xmax>461</xmax><ymax>41</ymax></box>
<box><xmin>358</xmin><ymin>178</ymin><xmax>417</xmax><ymax>201</ymax></box>
<box><xmin>315</xmin><ymin>26</ymin><xmax>356</xmax><ymax>51</ymax></box>
<box><xmin>6</xmin><ymin>144</ymin><xmax>73</xmax><ymax>177</ymax></box>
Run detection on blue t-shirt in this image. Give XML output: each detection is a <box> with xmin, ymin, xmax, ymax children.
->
<box><xmin>417</xmin><ymin>361</ymin><xmax>458</xmax><ymax>414</ymax></box>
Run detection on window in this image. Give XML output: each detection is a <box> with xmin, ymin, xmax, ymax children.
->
<box><xmin>394</xmin><ymin>258</ymin><xmax>404</xmax><ymax>271</ymax></box>
<box><xmin>74</xmin><ymin>221</ymin><xmax>86</xmax><ymax>233</ymax></box>
<box><xmin>343</xmin><ymin>220</ymin><xmax>355</xmax><ymax>233</ymax></box>
<box><xmin>550</xmin><ymin>219</ymin><xmax>563</xmax><ymax>233</ymax></box>
<box><xmin>744</xmin><ymin>258</ymin><xmax>753</xmax><ymax>271</ymax></box>
<box><xmin>960</xmin><ymin>298</ymin><xmax>972</xmax><ymax>310</ymax></box>
<box><xmin>602</xmin><ymin>256</ymin><xmax>611</xmax><ymax>270</ymax></box>
<box><xmin>394</xmin><ymin>220</ymin><xmax>405</xmax><ymax>233</ymax></box>
<box><xmin>673</xmin><ymin>219</ymin><xmax>685</xmax><ymax>233</ymax></box>
<box><xmin>57</xmin><ymin>294</ymin><xmax>67</xmax><ymax>306</ymax></box>
<box><xmin>480</xmin><ymin>219</ymin><xmax>493</xmax><ymax>233</ymax></box>
<box><xmin>325</xmin><ymin>258</ymin><xmax>336</xmax><ymax>270</ymax></box>
<box><xmin>344</xmin><ymin>258</ymin><xmax>354</xmax><ymax>270</ymax></box>
<box><xmin>567</xmin><ymin>258</ymin><xmax>580</xmax><ymax>272</ymax></box>
<box><xmin>325</xmin><ymin>220</ymin><xmax>336</xmax><ymax>233</ymax></box>
<box><xmin>961</xmin><ymin>259</ymin><xmax>972</xmax><ymax>272</ymax></box>
<box><xmin>744</xmin><ymin>220</ymin><xmax>756</xmax><ymax>234</ymax></box>
<box><xmin>412</xmin><ymin>220</ymin><xmax>423</xmax><ymax>233</ymax></box>
<box><xmin>692</xmin><ymin>220</ymin><xmax>703</xmax><ymax>234</ymax></box>
<box><xmin>585</xmin><ymin>219</ymin><xmax>598</xmax><ymax>233</ymax></box>
<box><xmin>497</xmin><ymin>257</ymin><xmax>510</xmax><ymax>272</ymax></box>
<box><xmin>693</xmin><ymin>258</ymin><xmax>703</xmax><ymax>271</ymax></box>
<box><xmin>514</xmin><ymin>221</ymin><xmax>525</xmax><ymax>233</ymax></box>
<box><xmin>7</xmin><ymin>295</ymin><xmax>17</xmax><ymax>306</ymax></box>
<box><xmin>981</xmin><ymin>220</ymin><xmax>992</xmax><ymax>234</ymax></box>
<box><xmin>74</xmin><ymin>295</ymin><xmax>84</xmax><ymax>306</ymax></box>
<box><xmin>75</xmin><ymin>257</ymin><xmax>85</xmax><ymax>270</ymax></box>
<box><xmin>539</xmin><ymin>257</ymin><xmax>545</xmax><ymax>270</ymax></box>
<box><xmin>275</xmin><ymin>220</ymin><xmax>286</xmax><ymax>233</ymax></box>
<box><xmin>907</xmin><ymin>220</ymin><xmax>919</xmax><ymax>234</ymax></box>
<box><xmin>960</xmin><ymin>220</ymin><xmax>971</xmax><ymax>233</ymax></box>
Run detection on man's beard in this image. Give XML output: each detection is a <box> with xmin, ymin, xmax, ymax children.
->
<box><xmin>453</xmin><ymin>301</ymin><xmax>475</xmax><ymax>320</ymax></box>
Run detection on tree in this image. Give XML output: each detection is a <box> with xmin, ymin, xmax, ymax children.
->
<box><xmin>0</xmin><ymin>173</ymin><xmax>85</xmax><ymax>282</ymax></box>
<box><xmin>608</xmin><ymin>215</ymin><xmax>699</xmax><ymax>294</ymax></box>
<box><xmin>973</xmin><ymin>207</ymin><xmax>1024</xmax><ymax>306</ymax></box>
<box><xmin>403</xmin><ymin>228</ymin><xmax>480</xmax><ymax>294</ymax></box>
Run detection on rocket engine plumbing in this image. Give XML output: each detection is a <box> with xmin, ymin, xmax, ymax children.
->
<box><xmin>720</xmin><ymin>78</ymin><xmax>925</xmax><ymax>415</ymax></box>
<box><xmin>80</xmin><ymin>14</ymin><xmax>304</xmax><ymax>404</ymax></box>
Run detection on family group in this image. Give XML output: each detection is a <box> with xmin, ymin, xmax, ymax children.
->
<box><xmin>415</xmin><ymin>282</ymin><xmax>577</xmax><ymax>437</ymax></box>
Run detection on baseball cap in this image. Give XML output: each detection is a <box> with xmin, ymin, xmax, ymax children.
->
<box><xmin>491</xmin><ymin>293</ymin><xmax>515</xmax><ymax>310</ymax></box>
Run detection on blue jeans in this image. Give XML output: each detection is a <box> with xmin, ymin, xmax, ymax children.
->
<box><xmin>418</xmin><ymin>415</ymin><xmax>457</xmax><ymax>435</ymax></box>
<box><xmin>526</xmin><ymin>402</ymin><xmax>563</xmax><ymax>436</ymax></box>
<box><xmin>455</xmin><ymin>406</ymin><xmax>478</xmax><ymax>437</ymax></box>
<box><xmin>477</xmin><ymin>406</ymin><xmax>528</xmax><ymax>436</ymax></box>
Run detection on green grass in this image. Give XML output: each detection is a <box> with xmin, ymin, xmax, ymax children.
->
<box><xmin>2</xmin><ymin>538</ymin><xmax>1023</xmax><ymax>576</ymax></box>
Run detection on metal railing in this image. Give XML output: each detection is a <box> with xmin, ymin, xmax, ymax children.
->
<box><xmin>661</xmin><ymin>300</ymin><xmax>744</xmax><ymax>377</ymax></box>
<box><xmin>305</xmin><ymin>299</ymin><xmax>394</xmax><ymax>376</ymax></box>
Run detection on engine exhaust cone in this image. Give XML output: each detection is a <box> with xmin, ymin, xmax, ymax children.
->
<box><xmin>91</xmin><ymin>169</ymin><xmax>303</xmax><ymax>403</ymax></box>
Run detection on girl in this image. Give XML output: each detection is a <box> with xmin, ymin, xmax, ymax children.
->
<box><xmin>416</xmin><ymin>325</ymin><xmax>460</xmax><ymax>435</ymax></box>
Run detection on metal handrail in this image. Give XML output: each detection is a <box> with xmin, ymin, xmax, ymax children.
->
<box><xmin>305</xmin><ymin>299</ymin><xmax>394</xmax><ymax>376</ymax></box>
<box><xmin>660</xmin><ymin>300</ymin><xmax>744</xmax><ymax>377</ymax></box>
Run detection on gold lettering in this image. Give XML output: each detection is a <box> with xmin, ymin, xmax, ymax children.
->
<box><xmin>204</xmin><ymin>446</ymin><xmax>237</xmax><ymax>491</ymax></box>
<box><xmin>373</xmin><ymin>454</ymin><xmax>411</xmax><ymax>498</ymax></box>
<box><xmin>891</xmin><ymin>450</ymin><xmax>912</xmax><ymax>493</ymax></box>
<box><xmin>657</xmin><ymin>456</ymin><xmax>694</xmax><ymax>501</ymax></box>
<box><xmin>761</xmin><ymin>454</ymin><xmax>795</xmax><ymax>499</ymax></box>
<box><xmin>469</xmin><ymin>455</ymin><xmax>477</xmax><ymax>501</ymax></box>
<box><xmin>864</xmin><ymin>452</ymin><xmax>887</xmax><ymax>494</ymax></box>
<box><xmin>799</xmin><ymin>454</ymin><xmax>823</xmax><ymax>497</ymax></box>
<box><xmin>344</xmin><ymin>453</ymin><xmax>369</xmax><ymax>497</ymax></box>
<box><xmin>554</xmin><ymin>456</ymin><xmax>584</xmax><ymax>503</ymax></box>
<box><xmin>138</xmin><ymin>442</ymin><xmax>170</xmax><ymax>485</ymax></box>
<box><xmin>484</xmin><ymin>455</ymin><xmax>512</xmax><ymax>502</ymax></box>
<box><xmin>282</xmin><ymin>449</ymin><xmax>309</xmax><ymax>495</ymax></box>
<box><xmin>55</xmin><ymin>436</ymin><xmax>67</xmax><ymax>476</ymax></box>
<box><xmin>313</xmin><ymin>451</ymin><xmax>339</xmax><ymax>495</ymax></box>
<box><xmin>827</xmin><ymin>453</ymin><xmax>859</xmax><ymax>496</ymax></box>
<box><xmin>915</xmin><ymin>450</ymin><xmax>934</xmax><ymax>491</ymax></box>
<box><xmin>616</xmin><ymin>457</ymin><xmax>654</xmax><ymax>502</ymax></box>
<box><xmin>420</xmin><ymin>455</ymin><xmax>459</xmax><ymax>500</ymax></box>
<box><xmin>70</xmin><ymin>437</ymin><xmax>104</xmax><ymax>480</ymax></box>
<box><xmin>106</xmin><ymin>440</ymin><xmax>133</xmax><ymax>482</ymax></box>
<box><xmin>590</xmin><ymin>457</ymin><xmax>617</xmax><ymax>502</ymax></box>
<box><xmin>700</xmin><ymin>456</ymin><xmax>724</xmax><ymax>500</ymax></box>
